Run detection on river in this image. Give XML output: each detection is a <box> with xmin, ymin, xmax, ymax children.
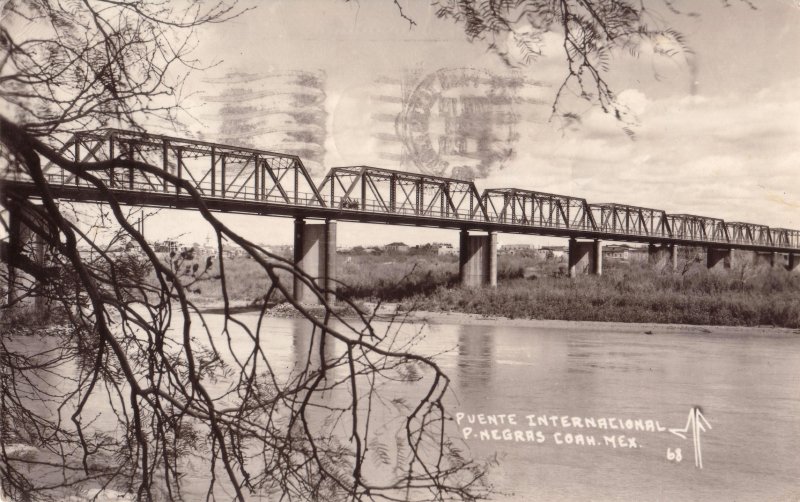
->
<box><xmin>224</xmin><ymin>314</ymin><xmax>800</xmax><ymax>501</ymax></box>
<box><xmin>11</xmin><ymin>314</ymin><xmax>800</xmax><ymax>501</ymax></box>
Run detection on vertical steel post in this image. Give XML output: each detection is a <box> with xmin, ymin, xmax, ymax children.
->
<box><xmin>417</xmin><ymin>181</ymin><xmax>424</xmax><ymax>215</ymax></box>
<box><xmin>294</xmin><ymin>162</ymin><xmax>299</xmax><ymax>204</ymax></box>
<box><xmin>254</xmin><ymin>155</ymin><xmax>260</xmax><ymax>200</ymax></box>
<box><xmin>220</xmin><ymin>154</ymin><xmax>226</xmax><ymax>198</ymax></box>
<box><xmin>72</xmin><ymin>141</ymin><xmax>79</xmax><ymax>185</ymax></box>
<box><xmin>511</xmin><ymin>193</ymin><xmax>516</xmax><ymax>223</ymax></box>
<box><xmin>162</xmin><ymin>140</ymin><xmax>169</xmax><ymax>192</ymax></box>
<box><xmin>176</xmin><ymin>148</ymin><xmax>182</xmax><ymax>195</ymax></box>
<box><xmin>361</xmin><ymin>172</ymin><xmax>367</xmax><ymax>210</ymax></box>
<box><xmin>127</xmin><ymin>143</ymin><xmax>134</xmax><ymax>189</ymax></box>
<box><xmin>261</xmin><ymin>160</ymin><xmax>266</xmax><ymax>198</ymax></box>
<box><xmin>210</xmin><ymin>146</ymin><xmax>216</xmax><ymax>196</ymax></box>
<box><xmin>389</xmin><ymin>174</ymin><xmax>396</xmax><ymax>212</ymax></box>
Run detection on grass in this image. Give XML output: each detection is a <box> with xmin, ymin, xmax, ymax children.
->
<box><xmin>397</xmin><ymin>258</ymin><xmax>800</xmax><ymax>328</ymax></box>
<box><xmin>157</xmin><ymin>249</ymin><xmax>800</xmax><ymax>328</ymax></box>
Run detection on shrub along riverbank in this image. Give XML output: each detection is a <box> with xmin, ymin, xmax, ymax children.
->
<box><xmin>176</xmin><ymin>251</ymin><xmax>800</xmax><ymax>328</ymax></box>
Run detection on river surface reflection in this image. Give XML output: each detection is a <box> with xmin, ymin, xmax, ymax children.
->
<box><xmin>233</xmin><ymin>315</ymin><xmax>800</xmax><ymax>501</ymax></box>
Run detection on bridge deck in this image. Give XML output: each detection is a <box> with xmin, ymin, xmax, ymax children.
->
<box><xmin>3</xmin><ymin>129</ymin><xmax>798</xmax><ymax>253</ymax></box>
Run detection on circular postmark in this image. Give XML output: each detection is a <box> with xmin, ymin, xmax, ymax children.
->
<box><xmin>397</xmin><ymin>67</ymin><xmax>521</xmax><ymax>179</ymax></box>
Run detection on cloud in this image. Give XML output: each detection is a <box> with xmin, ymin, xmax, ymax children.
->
<box><xmin>480</xmin><ymin>78</ymin><xmax>800</xmax><ymax>229</ymax></box>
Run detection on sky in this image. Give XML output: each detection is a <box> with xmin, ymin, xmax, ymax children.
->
<box><xmin>140</xmin><ymin>0</ymin><xmax>800</xmax><ymax>248</ymax></box>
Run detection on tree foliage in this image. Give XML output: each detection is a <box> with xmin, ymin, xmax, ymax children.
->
<box><xmin>1</xmin><ymin>0</ymin><xmax>242</xmax><ymax>136</ymax></box>
<box><xmin>432</xmin><ymin>0</ymin><xmax>693</xmax><ymax>120</ymax></box>
<box><xmin>0</xmin><ymin>1</ymin><xmax>493</xmax><ymax>501</ymax></box>
<box><xmin>1</xmin><ymin>1</ymin><xmax>721</xmax><ymax>500</ymax></box>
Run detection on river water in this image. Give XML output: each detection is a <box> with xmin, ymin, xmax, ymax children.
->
<box><xmin>13</xmin><ymin>314</ymin><xmax>800</xmax><ymax>501</ymax></box>
<box><xmin>223</xmin><ymin>315</ymin><xmax>800</xmax><ymax>501</ymax></box>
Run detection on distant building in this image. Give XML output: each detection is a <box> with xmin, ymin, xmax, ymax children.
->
<box><xmin>500</xmin><ymin>244</ymin><xmax>534</xmax><ymax>254</ymax></box>
<box><xmin>604</xmin><ymin>245</ymin><xmax>630</xmax><ymax>260</ymax></box>
<box><xmin>603</xmin><ymin>244</ymin><xmax>647</xmax><ymax>261</ymax></box>
<box><xmin>154</xmin><ymin>239</ymin><xmax>181</xmax><ymax>254</ymax></box>
<box><xmin>540</xmin><ymin>246</ymin><xmax>567</xmax><ymax>259</ymax></box>
<box><xmin>437</xmin><ymin>244</ymin><xmax>458</xmax><ymax>256</ymax></box>
<box><xmin>385</xmin><ymin>242</ymin><xmax>410</xmax><ymax>253</ymax></box>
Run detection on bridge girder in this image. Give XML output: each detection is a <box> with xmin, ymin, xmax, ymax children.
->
<box><xmin>481</xmin><ymin>188</ymin><xmax>595</xmax><ymax>232</ymax></box>
<box><xmin>39</xmin><ymin>129</ymin><xmax>326</xmax><ymax>207</ymax></box>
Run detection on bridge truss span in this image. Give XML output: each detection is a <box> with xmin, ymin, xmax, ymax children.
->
<box><xmin>725</xmin><ymin>222</ymin><xmax>773</xmax><ymax>247</ymax></box>
<box><xmin>41</xmin><ymin>129</ymin><xmax>326</xmax><ymax>207</ymax></box>
<box><xmin>589</xmin><ymin>203</ymin><xmax>670</xmax><ymax>239</ymax></box>
<box><xmin>481</xmin><ymin>188</ymin><xmax>595</xmax><ymax>232</ymax></box>
<box><xmin>770</xmin><ymin>228</ymin><xmax>800</xmax><ymax>250</ymax></box>
<box><xmin>317</xmin><ymin>166</ymin><xmax>488</xmax><ymax>221</ymax></box>
<box><xmin>667</xmin><ymin>214</ymin><xmax>729</xmax><ymax>245</ymax></box>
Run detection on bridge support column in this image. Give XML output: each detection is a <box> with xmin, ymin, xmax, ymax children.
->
<box><xmin>648</xmin><ymin>244</ymin><xmax>678</xmax><ymax>271</ymax></box>
<box><xmin>757</xmin><ymin>252</ymin><xmax>778</xmax><ymax>268</ymax></box>
<box><xmin>788</xmin><ymin>253</ymin><xmax>799</xmax><ymax>273</ymax></box>
<box><xmin>706</xmin><ymin>248</ymin><xmax>732</xmax><ymax>270</ymax></box>
<box><xmin>293</xmin><ymin>217</ymin><xmax>336</xmax><ymax>304</ymax></box>
<box><xmin>459</xmin><ymin>229</ymin><xmax>497</xmax><ymax>287</ymax></box>
<box><xmin>669</xmin><ymin>245</ymin><xmax>678</xmax><ymax>271</ymax></box>
<box><xmin>568</xmin><ymin>239</ymin><xmax>602</xmax><ymax>278</ymax></box>
<box><xmin>5</xmin><ymin>204</ymin><xmax>46</xmax><ymax>309</ymax></box>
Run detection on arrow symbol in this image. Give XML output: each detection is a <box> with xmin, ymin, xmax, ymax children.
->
<box><xmin>669</xmin><ymin>406</ymin><xmax>712</xmax><ymax>469</ymax></box>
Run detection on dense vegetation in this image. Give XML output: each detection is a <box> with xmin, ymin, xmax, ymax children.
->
<box><xmin>176</xmin><ymin>249</ymin><xmax>800</xmax><ymax>328</ymax></box>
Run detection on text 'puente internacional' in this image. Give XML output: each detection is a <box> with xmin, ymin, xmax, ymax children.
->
<box><xmin>4</xmin><ymin>129</ymin><xmax>799</xmax><ymax>303</ymax></box>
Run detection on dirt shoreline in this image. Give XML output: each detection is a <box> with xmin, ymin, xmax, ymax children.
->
<box><xmin>193</xmin><ymin>301</ymin><xmax>800</xmax><ymax>337</ymax></box>
<box><xmin>399</xmin><ymin>309</ymin><xmax>800</xmax><ymax>336</ymax></box>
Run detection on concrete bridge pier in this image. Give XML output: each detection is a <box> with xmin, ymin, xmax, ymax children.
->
<box><xmin>459</xmin><ymin>229</ymin><xmax>497</xmax><ymax>287</ymax></box>
<box><xmin>788</xmin><ymin>253</ymin><xmax>799</xmax><ymax>273</ymax></box>
<box><xmin>648</xmin><ymin>244</ymin><xmax>679</xmax><ymax>271</ymax></box>
<box><xmin>753</xmin><ymin>251</ymin><xmax>778</xmax><ymax>267</ymax></box>
<box><xmin>706</xmin><ymin>247</ymin><xmax>732</xmax><ymax>270</ymax></box>
<box><xmin>568</xmin><ymin>239</ymin><xmax>602</xmax><ymax>278</ymax></box>
<box><xmin>5</xmin><ymin>204</ymin><xmax>46</xmax><ymax>309</ymax></box>
<box><xmin>293</xmin><ymin>217</ymin><xmax>337</xmax><ymax>304</ymax></box>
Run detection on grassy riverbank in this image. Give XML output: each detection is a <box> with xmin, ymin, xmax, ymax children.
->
<box><xmin>178</xmin><ymin>252</ymin><xmax>800</xmax><ymax>328</ymax></box>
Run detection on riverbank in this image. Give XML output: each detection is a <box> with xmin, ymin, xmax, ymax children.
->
<box><xmin>231</xmin><ymin>300</ymin><xmax>799</xmax><ymax>337</ymax></box>
<box><xmin>173</xmin><ymin>252</ymin><xmax>800</xmax><ymax>328</ymax></box>
<box><xmin>395</xmin><ymin>308</ymin><xmax>800</xmax><ymax>336</ymax></box>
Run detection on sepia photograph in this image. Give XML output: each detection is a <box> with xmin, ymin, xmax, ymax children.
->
<box><xmin>1</xmin><ymin>1</ymin><xmax>799</xmax><ymax>500</ymax></box>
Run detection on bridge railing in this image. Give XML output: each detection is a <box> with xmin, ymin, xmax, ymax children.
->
<box><xmin>41</xmin><ymin>172</ymin><xmax>326</xmax><ymax>207</ymax></box>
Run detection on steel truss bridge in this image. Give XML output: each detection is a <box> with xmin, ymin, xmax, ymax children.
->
<box><xmin>3</xmin><ymin>129</ymin><xmax>799</xmax><ymax>254</ymax></box>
